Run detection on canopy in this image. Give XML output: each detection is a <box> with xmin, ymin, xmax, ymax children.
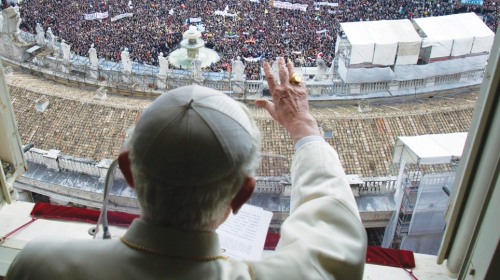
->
<box><xmin>392</xmin><ymin>133</ymin><xmax>468</xmax><ymax>164</ymax></box>
<box><xmin>440</xmin><ymin>16</ymin><xmax>474</xmax><ymax>57</ymax></box>
<box><xmin>366</xmin><ymin>21</ymin><xmax>398</xmax><ymax>66</ymax></box>
<box><xmin>454</xmin><ymin>13</ymin><xmax>495</xmax><ymax>54</ymax></box>
<box><xmin>413</xmin><ymin>13</ymin><xmax>494</xmax><ymax>58</ymax></box>
<box><xmin>388</xmin><ymin>20</ymin><xmax>422</xmax><ymax>65</ymax></box>
<box><xmin>340</xmin><ymin>19</ymin><xmax>421</xmax><ymax>66</ymax></box>
<box><xmin>341</xmin><ymin>22</ymin><xmax>374</xmax><ymax>65</ymax></box>
<box><xmin>414</xmin><ymin>17</ymin><xmax>454</xmax><ymax>59</ymax></box>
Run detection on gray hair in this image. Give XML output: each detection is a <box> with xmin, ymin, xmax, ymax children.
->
<box><xmin>128</xmin><ymin>103</ymin><xmax>261</xmax><ymax>230</ymax></box>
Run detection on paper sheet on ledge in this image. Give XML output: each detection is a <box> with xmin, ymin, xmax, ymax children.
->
<box><xmin>216</xmin><ymin>204</ymin><xmax>273</xmax><ymax>261</ymax></box>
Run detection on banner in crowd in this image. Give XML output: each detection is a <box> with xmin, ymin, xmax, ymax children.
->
<box><xmin>111</xmin><ymin>13</ymin><xmax>133</xmax><ymax>22</ymax></box>
<box><xmin>272</xmin><ymin>1</ymin><xmax>308</xmax><ymax>12</ymax></box>
<box><xmin>224</xmin><ymin>31</ymin><xmax>239</xmax><ymax>38</ymax></box>
<box><xmin>244</xmin><ymin>37</ymin><xmax>255</xmax><ymax>44</ymax></box>
<box><xmin>243</xmin><ymin>56</ymin><xmax>262</xmax><ymax>62</ymax></box>
<box><xmin>214</xmin><ymin>6</ymin><xmax>238</xmax><ymax>17</ymax></box>
<box><xmin>190</xmin><ymin>17</ymin><xmax>202</xmax><ymax>23</ymax></box>
<box><xmin>460</xmin><ymin>0</ymin><xmax>483</xmax><ymax>5</ymax></box>
<box><xmin>313</xmin><ymin>2</ymin><xmax>339</xmax><ymax>7</ymax></box>
<box><xmin>84</xmin><ymin>12</ymin><xmax>109</xmax><ymax>21</ymax></box>
<box><xmin>316</xmin><ymin>29</ymin><xmax>328</xmax><ymax>34</ymax></box>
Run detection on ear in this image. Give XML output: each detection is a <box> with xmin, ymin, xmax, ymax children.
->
<box><xmin>230</xmin><ymin>177</ymin><xmax>256</xmax><ymax>215</ymax></box>
<box><xmin>118</xmin><ymin>150</ymin><xmax>134</xmax><ymax>189</ymax></box>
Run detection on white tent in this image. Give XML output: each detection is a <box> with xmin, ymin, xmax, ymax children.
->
<box><xmin>392</xmin><ymin>133</ymin><xmax>468</xmax><ymax>164</ymax></box>
<box><xmin>366</xmin><ymin>21</ymin><xmax>398</xmax><ymax>66</ymax></box>
<box><xmin>455</xmin><ymin>13</ymin><xmax>495</xmax><ymax>54</ymax></box>
<box><xmin>340</xmin><ymin>19</ymin><xmax>421</xmax><ymax>66</ymax></box>
<box><xmin>389</xmin><ymin>20</ymin><xmax>422</xmax><ymax>65</ymax></box>
<box><xmin>341</xmin><ymin>22</ymin><xmax>374</xmax><ymax>65</ymax></box>
<box><xmin>414</xmin><ymin>13</ymin><xmax>494</xmax><ymax>59</ymax></box>
<box><xmin>440</xmin><ymin>15</ymin><xmax>474</xmax><ymax>57</ymax></box>
<box><xmin>414</xmin><ymin>17</ymin><xmax>454</xmax><ymax>59</ymax></box>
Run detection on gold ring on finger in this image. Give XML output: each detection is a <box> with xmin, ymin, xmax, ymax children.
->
<box><xmin>289</xmin><ymin>73</ymin><xmax>302</xmax><ymax>84</ymax></box>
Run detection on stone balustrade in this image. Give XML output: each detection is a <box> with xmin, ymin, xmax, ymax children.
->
<box><xmin>357</xmin><ymin>176</ymin><xmax>398</xmax><ymax>195</ymax></box>
<box><xmin>24</xmin><ymin>147</ymin><xmax>124</xmax><ymax>180</ymax></box>
<box><xmin>245</xmin><ymin>80</ymin><xmax>263</xmax><ymax>94</ymax></box>
<box><xmin>1</xmin><ymin>50</ymin><xmax>484</xmax><ymax>98</ymax></box>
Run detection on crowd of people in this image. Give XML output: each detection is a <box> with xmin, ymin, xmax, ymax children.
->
<box><xmin>11</xmin><ymin>0</ymin><xmax>500</xmax><ymax>79</ymax></box>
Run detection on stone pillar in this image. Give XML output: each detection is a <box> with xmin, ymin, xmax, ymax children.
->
<box><xmin>60</xmin><ymin>60</ymin><xmax>70</xmax><ymax>73</ymax></box>
<box><xmin>309</xmin><ymin>86</ymin><xmax>322</xmax><ymax>96</ymax></box>
<box><xmin>89</xmin><ymin>66</ymin><xmax>99</xmax><ymax>80</ymax></box>
<box><xmin>96</xmin><ymin>159</ymin><xmax>113</xmax><ymax>180</ymax></box>
<box><xmin>96</xmin><ymin>158</ymin><xmax>124</xmax><ymax>181</ymax></box>
<box><xmin>425</xmin><ymin>77</ymin><xmax>435</xmax><ymax>87</ymax></box>
<box><xmin>232</xmin><ymin>80</ymin><xmax>244</xmax><ymax>95</ymax></box>
<box><xmin>388</xmin><ymin>81</ymin><xmax>399</xmax><ymax>91</ymax></box>
<box><xmin>43</xmin><ymin>149</ymin><xmax>61</xmax><ymax>171</ymax></box>
<box><xmin>348</xmin><ymin>83</ymin><xmax>361</xmax><ymax>95</ymax></box>
<box><xmin>192</xmin><ymin>76</ymin><xmax>205</xmax><ymax>85</ymax></box>
<box><xmin>122</xmin><ymin>71</ymin><xmax>131</xmax><ymax>83</ymax></box>
<box><xmin>460</xmin><ymin>72</ymin><xmax>470</xmax><ymax>82</ymax></box>
<box><xmin>157</xmin><ymin>74</ymin><xmax>167</xmax><ymax>89</ymax></box>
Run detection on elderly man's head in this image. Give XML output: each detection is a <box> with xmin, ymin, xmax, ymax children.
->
<box><xmin>119</xmin><ymin>86</ymin><xmax>261</xmax><ymax>230</ymax></box>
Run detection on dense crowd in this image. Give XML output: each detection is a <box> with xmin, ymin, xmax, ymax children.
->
<box><xmin>11</xmin><ymin>0</ymin><xmax>500</xmax><ymax>79</ymax></box>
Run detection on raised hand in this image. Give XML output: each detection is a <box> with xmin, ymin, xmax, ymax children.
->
<box><xmin>255</xmin><ymin>57</ymin><xmax>320</xmax><ymax>144</ymax></box>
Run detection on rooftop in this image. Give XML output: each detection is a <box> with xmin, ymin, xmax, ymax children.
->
<box><xmin>7</xmin><ymin>70</ymin><xmax>476</xmax><ymax>177</ymax></box>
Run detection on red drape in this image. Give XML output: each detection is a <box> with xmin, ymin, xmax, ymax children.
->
<box><xmin>30</xmin><ymin>202</ymin><xmax>139</xmax><ymax>227</ymax></box>
<box><xmin>30</xmin><ymin>203</ymin><xmax>415</xmax><ymax>269</ymax></box>
<box><xmin>366</xmin><ymin>245</ymin><xmax>415</xmax><ymax>268</ymax></box>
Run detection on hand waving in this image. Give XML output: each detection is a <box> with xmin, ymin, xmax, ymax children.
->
<box><xmin>255</xmin><ymin>57</ymin><xmax>320</xmax><ymax>143</ymax></box>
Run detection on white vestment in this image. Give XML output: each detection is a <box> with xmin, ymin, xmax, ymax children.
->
<box><xmin>6</xmin><ymin>140</ymin><xmax>366</xmax><ymax>280</ymax></box>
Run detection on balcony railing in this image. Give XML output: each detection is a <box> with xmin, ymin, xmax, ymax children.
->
<box><xmin>357</xmin><ymin>176</ymin><xmax>397</xmax><ymax>195</ymax></box>
<box><xmin>360</xmin><ymin>82</ymin><xmax>388</xmax><ymax>93</ymax></box>
<box><xmin>435</xmin><ymin>73</ymin><xmax>461</xmax><ymax>84</ymax></box>
<box><xmin>399</xmin><ymin>79</ymin><xmax>425</xmax><ymax>89</ymax></box>
<box><xmin>245</xmin><ymin>80</ymin><xmax>263</xmax><ymax>94</ymax></box>
<box><xmin>24</xmin><ymin>147</ymin><xmax>119</xmax><ymax>179</ymax></box>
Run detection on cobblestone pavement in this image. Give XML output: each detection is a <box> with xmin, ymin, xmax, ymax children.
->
<box><xmin>7</xmin><ymin>70</ymin><xmax>477</xmax><ymax>177</ymax></box>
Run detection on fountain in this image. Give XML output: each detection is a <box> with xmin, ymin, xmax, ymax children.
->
<box><xmin>168</xmin><ymin>26</ymin><xmax>220</xmax><ymax>69</ymax></box>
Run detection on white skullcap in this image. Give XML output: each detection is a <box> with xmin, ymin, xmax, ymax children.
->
<box><xmin>130</xmin><ymin>85</ymin><xmax>253</xmax><ymax>186</ymax></box>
